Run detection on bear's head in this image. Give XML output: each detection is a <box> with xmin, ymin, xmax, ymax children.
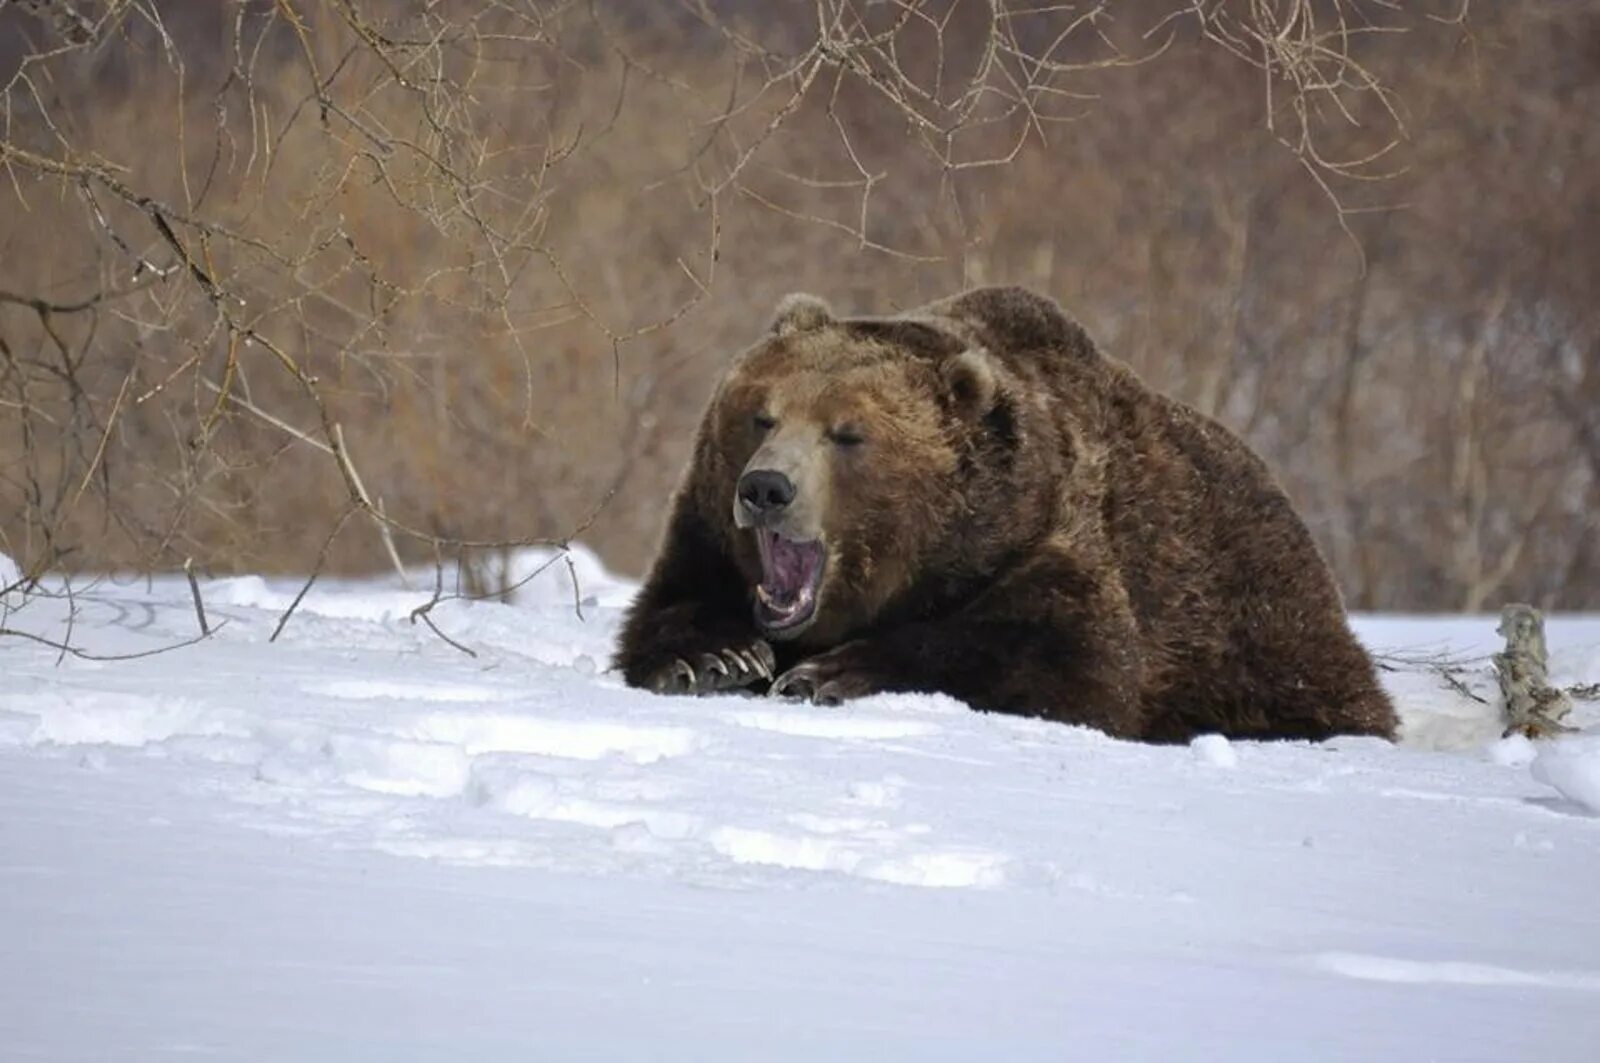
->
<box><xmin>699</xmin><ymin>289</ymin><xmax>1069</xmax><ymax>646</ymax></box>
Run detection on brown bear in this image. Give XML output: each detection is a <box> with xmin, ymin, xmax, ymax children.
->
<box><xmin>614</xmin><ymin>286</ymin><xmax>1396</xmax><ymax>742</ymax></box>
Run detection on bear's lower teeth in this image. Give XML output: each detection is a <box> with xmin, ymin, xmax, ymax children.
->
<box><xmin>756</xmin><ymin>582</ymin><xmax>811</xmax><ymax>613</ymax></box>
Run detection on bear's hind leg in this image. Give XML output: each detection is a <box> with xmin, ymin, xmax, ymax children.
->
<box><xmin>1233</xmin><ymin>622</ymin><xmax>1396</xmax><ymax>741</ymax></box>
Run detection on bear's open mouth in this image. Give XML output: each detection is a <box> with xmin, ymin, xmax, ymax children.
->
<box><xmin>753</xmin><ymin>530</ymin><xmax>825</xmax><ymax>633</ymax></box>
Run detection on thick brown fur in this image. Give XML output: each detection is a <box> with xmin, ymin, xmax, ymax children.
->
<box><xmin>614</xmin><ymin>286</ymin><xmax>1397</xmax><ymax>742</ymax></box>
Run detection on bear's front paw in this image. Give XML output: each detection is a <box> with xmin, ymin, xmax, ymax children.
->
<box><xmin>770</xmin><ymin>645</ymin><xmax>887</xmax><ymax>706</ymax></box>
<box><xmin>645</xmin><ymin>640</ymin><xmax>776</xmax><ymax>697</ymax></box>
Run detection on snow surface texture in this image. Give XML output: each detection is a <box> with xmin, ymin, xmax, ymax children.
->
<box><xmin>2</xmin><ymin>547</ymin><xmax>1599</xmax><ymax>1060</ymax></box>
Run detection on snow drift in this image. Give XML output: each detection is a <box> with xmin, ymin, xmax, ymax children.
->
<box><xmin>2</xmin><ymin>549</ymin><xmax>1598</xmax><ymax>1060</ymax></box>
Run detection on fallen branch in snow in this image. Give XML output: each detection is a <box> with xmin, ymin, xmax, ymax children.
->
<box><xmin>1494</xmin><ymin>604</ymin><xmax>1574</xmax><ymax>739</ymax></box>
<box><xmin>1438</xmin><ymin>667</ymin><xmax>1489</xmax><ymax>707</ymax></box>
<box><xmin>1567</xmin><ymin>683</ymin><xmax>1600</xmax><ymax>702</ymax></box>
<box><xmin>0</xmin><ymin>622</ymin><xmax>220</xmax><ymax>662</ymax></box>
<box><xmin>1372</xmin><ymin>648</ymin><xmax>1491</xmax><ymax>705</ymax></box>
<box><xmin>1372</xmin><ymin>648</ymin><xmax>1493</xmax><ymax>671</ymax></box>
<box><xmin>1</xmin><ymin>567</ymin><xmax>225</xmax><ymax>662</ymax></box>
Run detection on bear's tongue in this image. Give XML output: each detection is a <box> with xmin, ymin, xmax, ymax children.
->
<box><xmin>755</xmin><ymin>530</ymin><xmax>823</xmax><ymax>620</ymax></box>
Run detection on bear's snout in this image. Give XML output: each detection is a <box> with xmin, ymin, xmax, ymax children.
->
<box><xmin>737</xmin><ymin>469</ymin><xmax>797</xmax><ymax>521</ymax></box>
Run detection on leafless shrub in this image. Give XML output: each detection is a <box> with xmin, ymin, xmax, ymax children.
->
<box><xmin>1</xmin><ymin>0</ymin><xmax>1596</xmax><ymax>650</ymax></box>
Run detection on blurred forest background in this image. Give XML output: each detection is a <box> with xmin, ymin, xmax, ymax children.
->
<box><xmin>1</xmin><ymin>0</ymin><xmax>1597</xmax><ymax>612</ymax></box>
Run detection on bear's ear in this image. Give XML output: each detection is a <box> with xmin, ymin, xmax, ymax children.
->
<box><xmin>771</xmin><ymin>293</ymin><xmax>834</xmax><ymax>336</ymax></box>
<box><xmin>941</xmin><ymin>347</ymin><xmax>999</xmax><ymax>420</ymax></box>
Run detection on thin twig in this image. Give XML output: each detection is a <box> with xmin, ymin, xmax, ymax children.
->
<box><xmin>271</xmin><ymin>505</ymin><xmax>358</xmax><ymax>642</ymax></box>
<box><xmin>408</xmin><ymin>550</ymin><xmax>477</xmax><ymax>657</ymax></box>
<box><xmin>182</xmin><ymin>557</ymin><xmax>210</xmax><ymax>636</ymax></box>
<box><xmin>563</xmin><ymin>551</ymin><xmax>585</xmax><ymax>622</ymax></box>
<box><xmin>0</xmin><ymin>623</ymin><xmax>221</xmax><ymax>661</ymax></box>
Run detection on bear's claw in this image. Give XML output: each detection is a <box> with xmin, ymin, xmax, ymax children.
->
<box><xmin>647</xmin><ymin>640</ymin><xmax>775</xmax><ymax>696</ymax></box>
<box><xmin>770</xmin><ymin>653</ymin><xmax>880</xmax><ymax>707</ymax></box>
<box><xmin>770</xmin><ymin>665</ymin><xmax>827</xmax><ymax>704</ymax></box>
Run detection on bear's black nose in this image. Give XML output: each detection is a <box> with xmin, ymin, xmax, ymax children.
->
<box><xmin>738</xmin><ymin>469</ymin><xmax>796</xmax><ymax>515</ymax></box>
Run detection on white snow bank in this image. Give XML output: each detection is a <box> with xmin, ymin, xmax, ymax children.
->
<box><xmin>1531</xmin><ymin>736</ymin><xmax>1600</xmax><ymax>814</ymax></box>
<box><xmin>500</xmin><ymin>542</ymin><xmax>637</xmax><ymax>609</ymax></box>
<box><xmin>3</xmin><ymin>564</ymin><xmax>1600</xmax><ymax>1059</ymax></box>
<box><xmin>207</xmin><ymin>543</ymin><xmax>634</xmax><ymax>625</ymax></box>
<box><xmin>0</xmin><ymin>550</ymin><xmax>19</xmax><ymax>589</ymax></box>
<box><xmin>401</xmin><ymin>542</ymin><xmax>636</xmax><ymax>610</ymax></box>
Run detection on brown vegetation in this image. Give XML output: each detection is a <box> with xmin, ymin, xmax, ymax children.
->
<box><xmin>1</xmin><ymin>1</ymin><xmax>1597</xmax><ymax>611</ymax></box>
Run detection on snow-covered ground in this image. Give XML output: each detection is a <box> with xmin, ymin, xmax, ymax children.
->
<box><xmin>3</xmin><ymin>549</ymin><xmax>1599</xmax><ymax>1061</ymax></box>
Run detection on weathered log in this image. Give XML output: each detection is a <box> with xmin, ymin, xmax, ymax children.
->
<box><xmin>1493</xmin><ymin>604</ymin><xmax>1574</xmax><ymax>739</ymax></box>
